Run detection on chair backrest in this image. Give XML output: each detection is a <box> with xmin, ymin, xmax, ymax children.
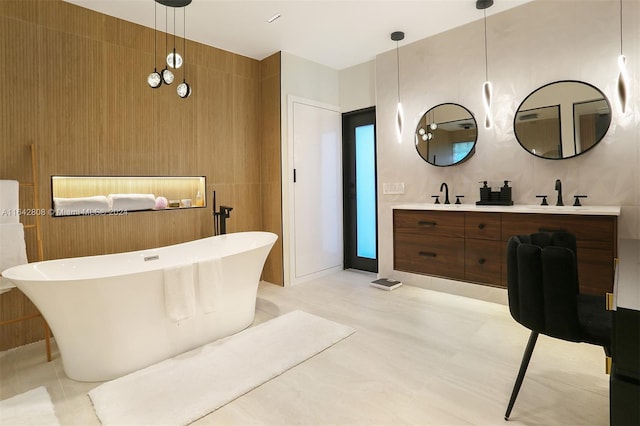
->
<box><xmin>506</xmin><ymin>232</ymin><xmax>583</xmax><ymax>342</ymax></box>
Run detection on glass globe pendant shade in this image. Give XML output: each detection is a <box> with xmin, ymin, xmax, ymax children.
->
<box><xmin>148</xmin><ymin>69</ymin><xmax>162</xmax><ymax>88</ymax></box>
<box><xmin>162</xmin><ymin>68</ymin><xmax>174</xmax><ymax>85</ymax></box>
<box><xmin>430</xmin><ymin>122</ymin><xmax>438</xmax><ymax>130</ymax></box>
<box><xmin>167</xmin><ymin>50</ymin><xmax>183</xmax><ymax>69</ymax></box>
<box><xmin>177</xmin><ymin>80</ymin><xmax>191</xmax><ymax>98</ymax></box>
<box><xmin>418</xmin><ymin>128</ymin><xmax>426</xmax><ymax>136</ymax></box>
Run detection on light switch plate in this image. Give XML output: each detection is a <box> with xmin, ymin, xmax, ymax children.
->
<box><xmin>383</xmin><ymin>182</ymin><xmax>405</xmax><ymax>194</ymax></box>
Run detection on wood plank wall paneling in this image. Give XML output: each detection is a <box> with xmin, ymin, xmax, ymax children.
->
<box><xmin>260</xmin><ymin>52</ymin><xmax>283</xmax><ymax>285</ymax></box>
<box><xmin>0</xmin><ymin>0</ymin><xmax>283</xmax><ymax>350</ymax></box>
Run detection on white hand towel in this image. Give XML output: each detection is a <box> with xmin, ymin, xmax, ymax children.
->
<box><xmin>0</xmin><ymin>223</ymin><xmax>28</xmax><ymax>273</ymax></box>
<box><xmin>0</xmin><ymin>223</ymin><xmax>28</xmax><ymax>294</ymax></box>
<box><xmin>0</xmin><ymin>180</ymin><xmax>20</xmax><ymax>224</ymax></box>
<box><xmin>163</xmin><ymin>264</ymin><xmax>196</xmax><ymax>322</ymax></box>
<box><xmin>53</xmin><ymin>196</ymin><xmax>110</xmax><ymax>216</ymax></box>
<box><xmin>197</xmin><ymin>257</ymin><xmax>223</xmax><ymax>313</ymax></box>
<box><xmin>108</xmin><ymin>194</ymin><xmax>156</xmax><ymax>212</ymax></box>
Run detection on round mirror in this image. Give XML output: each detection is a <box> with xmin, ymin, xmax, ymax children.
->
<box><xmin>514</xmin><ymin>80</ymin><xmax>611</xmax><ymax>160</ymax></box>
<box><xmin>415</xmin><ymin>103</ymin><xmax>477</xmax><ymax>167</ymax></box>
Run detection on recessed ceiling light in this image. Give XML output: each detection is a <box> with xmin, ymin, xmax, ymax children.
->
<box><xmin>267</xmin><ymin>13</ymin><xmax>281</xmax><ymax>23</ymax></box>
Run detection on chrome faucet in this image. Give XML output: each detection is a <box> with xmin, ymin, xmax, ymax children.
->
<box><xmin>555</xmin><ymin>179</ymin><xmax>563</xmax><ymax>206</ymax></box>
<box><xmin>440</xmin><ymin>182</ymin><xmax>450</xmax><ymax>204</ymax></box>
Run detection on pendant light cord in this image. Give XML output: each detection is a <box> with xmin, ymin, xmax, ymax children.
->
<box><xmin>619</xmin><ymin>0</ymin><xmax>623</xmax><ymax>55</ymax></box>
<box><xmin>183</xmin><ymin>7</ymin><xmax>187</xmax><ymax>81</ymax></box>
<box><xmin>483</xmin><ymin>9</ymin><xmax>489</xmax><ymax>81</ymax></box>
<box><xmin>164</xmin><ymin>7</ymin><xmax>168</xmax><ymax>59</ymax></box>
<box><xmin>396</xmin><ymin>41</ymin><xmax>401</xmax><ymax>102</ymax></box>
<box><xmin>153</xmin><ymin>2</ymin><xmax>157</xmax><ymax>67</ymax></box>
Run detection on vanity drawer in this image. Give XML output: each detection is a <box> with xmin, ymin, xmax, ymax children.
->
<box><xmin>393</xmin><ymin>210</ymin><xmax>464</xmax><ymax>238</ymax></box>
<box><xmin>500</xmin><ymin>213</ymin><xmax>617</xmax><ymax>294</ymax></box>
<box><xmin>465</xmin><ymin>239</ymin><xmax>502</xmax><ymax>286</ymax></box>
<box><xmin>394</xmin><ymin>233</ymin><xmax>464</xmax><ymax>280</ymax></box>
<box><xmin>501</xmin><ymin>213</ymin><xmax>616</xmax><ymax>248</ymax></box>
<box><xmin>465</xmin><ymin>212</ymin><xmax>501</xmax><ymax>241</ymax></box>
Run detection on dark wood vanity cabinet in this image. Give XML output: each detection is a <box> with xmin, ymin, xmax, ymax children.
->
<box><xmin>500</xmin><ymin>213</ymin><xmax>617</xmax><ymax>295</ymax></box>
<box><xmin>393</xmin><ymin>210</ymin><xmax>465</xmax><ymax>280</ymax></box>
<box><xmin>464</xmin><ymin>212</ymin><xmax>502</xmax><ymax>285</ymax></box>
<box><xmin>393</xmin><ymin>209</ymin><xmax>617</xmax><ymax>295</ymax></box>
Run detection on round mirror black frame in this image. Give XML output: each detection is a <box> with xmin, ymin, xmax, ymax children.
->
<box><xmin>414</xmin><ymin>103</ymin><xmax>478</xmax><ymax>167</ymax></box>
<box><xmin>513</xmin><ymin>80</ymin><xmax>612</xmax><ymax>160</ymax></box>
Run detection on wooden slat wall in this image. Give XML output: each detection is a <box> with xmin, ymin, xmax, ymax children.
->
<box><xmin>0</xmin><ymin>0</ymin><xmax>283</xmax><ymax>351</ymax></box>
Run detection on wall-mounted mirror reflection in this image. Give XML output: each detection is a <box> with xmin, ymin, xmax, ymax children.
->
<box><xmin>514</xmin><ymin>80</ymin><xmax>611</xmax><ymax>160</ymax></box>
<box><xmin>415</xmin><ymin>103</ymin><xmax>477</xmax><ymax>167</ymax></box>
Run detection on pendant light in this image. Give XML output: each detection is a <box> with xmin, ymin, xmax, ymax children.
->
<box><xmin>177</xmin><ymin>6</ymin><xmax>192</xmax><ymax>98</ymax></box>
<box><xmin>167</xmin><ymin>8</ymin><xmax>183</xmax><ymax>69</ymax></box>
<box><xmin>147</xmin><ymin>1</ymin><xmax>162</xmax><ymax>88</ymax></box>
<box><xmin>149</xmin><ymin>0</ymin><xmax>192</xmax><ymax>97</ymax></box>
<box><xmin>617</xmin><ymin>0</ymin><xmax>627</xmax><ymax>114</ymax></box>
<box><xmin>477</xmin><ymin>0</ymin><xmax>494</xmax><ymax>129</ymax></box>
<box><xmin>391</xmin><ymin>31</ymin><xmax>404</xmax><ymax>144</ymax></box>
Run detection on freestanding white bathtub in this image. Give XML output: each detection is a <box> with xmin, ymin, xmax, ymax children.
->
<box><xmin>2</xmin><ymin>231</ymin><xmax>277</xmax><ymax>382</ymax></box>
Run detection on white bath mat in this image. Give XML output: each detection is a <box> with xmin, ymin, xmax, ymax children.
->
<box><xmin>88</xmin><ymin>310</ymin><xmax>355</xmax><ymax>426</ymax></box>
<box><xmin>0</xmin><ymin>386</ymin><xmax>59</xmax><ymax>426</ymax></box>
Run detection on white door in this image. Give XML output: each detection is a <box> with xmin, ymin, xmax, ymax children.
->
<box><xmin>292</xmin><ymin>101</ymin><xmax>343</xmax><ymax>282</ymax></box>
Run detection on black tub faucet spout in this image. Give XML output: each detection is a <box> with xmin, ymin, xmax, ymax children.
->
<box><xmin>440</xmin><ymin>182</ymin><xmax>450</xmax><ymax>204</ymax></box>
<box><xmin>555</xmin><ymin>179</ymin><xmax>563</xmax><ymax>206</ymax></box>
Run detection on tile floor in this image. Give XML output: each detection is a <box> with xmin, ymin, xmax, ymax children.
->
<box><xmin>0</xmin><ymin>270</ymin><xmax>610</xmax><ymax>425</ymax></box>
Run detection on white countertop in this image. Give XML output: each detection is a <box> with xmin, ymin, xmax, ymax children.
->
<box><xmin>392</xmin><ymin>203</ymin><xmax>621</xmax><ymax>216</ymax></box>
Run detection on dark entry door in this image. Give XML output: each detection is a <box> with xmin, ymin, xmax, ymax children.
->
<box><xmin>343</xmin><ymin>107</ymin><xmax>377</xmax><ymax>272</ymax></box>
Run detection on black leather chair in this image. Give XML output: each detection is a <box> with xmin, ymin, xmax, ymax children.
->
<box><xmin>504</xmin><ymin>232</ymin><xmax>612</xmax><ymax>421</ymax></box>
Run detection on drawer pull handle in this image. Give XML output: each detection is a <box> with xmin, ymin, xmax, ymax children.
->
<box><xmin>478</xmin><ymin>223</ymin><xmax>485</xmax><ymax>229</ymax></box>
<box><xmin>478</xmin><ymin>258</ymin><xmax>486</xmax><ymax>265</ymax></box>
<box><xmin>418</xmin><ymin>220</ymin><xmax>437</xmax><ymax>227</ymax></box>
<box><xmin>538</xmin><ymin>227</ymin><xmax>567</xmax><ymax>233</ymax></box>
<box><xmin>418</xmin><ymin>251</ymin><xmax>437</xmax><ymax>258</ymax></box>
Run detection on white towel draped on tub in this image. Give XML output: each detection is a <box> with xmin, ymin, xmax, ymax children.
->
<box><xmin>197</xmin><ymin>257</ymin><xmax>223</xmax><ymax>313</ymax></box>
<box><xmin>0</xmin><ymin>223</ymin><xmax>28</xmax><ymax>293</ymax></box>
<box><xmin>163</xmin><ymin>264</ymin><xmax>196</xmax><ymax>322</ymax></box>
<box><xmin>0</xmin><ymin>180</ymin><xmax>20</xmax><ymax>224</ymax></box>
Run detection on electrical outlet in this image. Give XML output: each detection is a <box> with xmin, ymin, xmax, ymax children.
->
<box><xmin>383</xmin><ymin>182</ymin><xmax>405</xmax><ymax>194</ymax></box>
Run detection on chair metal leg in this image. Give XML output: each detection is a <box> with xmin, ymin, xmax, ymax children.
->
<box><xmin>505</xmin><ymin>331</ymin><xmax>539</xmax><ymax>421</ymax></box>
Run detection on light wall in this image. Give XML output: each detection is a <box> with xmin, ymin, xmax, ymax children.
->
<box><xmin>0</xmin><ymin>0</ymin><xmax>282</xmax><ymax>349</ymax></box>
<box><xmin>375</xmin><ymin>0</ymin><xmax>640</xmax><ymax>301</ymax></box>
<box><xmin>339</xmin><ymin>60</ymin><xmax>376</xmax><ymax>113</ymax></box>
<box><xmin>280</xmin><ymin>52</ymin><xmax>341</xmax><ymax>285</ymax></box>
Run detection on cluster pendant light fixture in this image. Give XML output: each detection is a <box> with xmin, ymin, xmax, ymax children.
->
<box><xmin>147</xmin><ymin>0</ymin><xmax>192</xmax><ymax>98</ymax></box>
<box><xmin>617</xmin><ymin>0</ymin><xmax>627</xmax><ymax>114</ymax></box>
<box><xmin>391</xmin><ymin>31</ymin><xmax>405</xmax><ymax>144</ymax></box>
<box><xmin>477</xmin><ymin>0</ymin><xmax>494</xmax><ymax>129</ymax></box>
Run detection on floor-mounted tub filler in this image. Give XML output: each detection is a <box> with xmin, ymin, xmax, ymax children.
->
<box><xmin>2</xmin><ymin>231</ymin><xmax>277</xmax><ymax>382</ymax></box>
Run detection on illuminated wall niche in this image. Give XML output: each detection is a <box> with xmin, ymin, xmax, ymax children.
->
<box><xmin>51</xmin><ymin>176</ymin><xmax>206</xmax><ymax>217</ymax></box>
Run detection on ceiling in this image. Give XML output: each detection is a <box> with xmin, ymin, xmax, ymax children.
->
<box><xmin>63</xmin><ymin>0</ymin><xmax>534</xmax><ymax>70</ymax></box>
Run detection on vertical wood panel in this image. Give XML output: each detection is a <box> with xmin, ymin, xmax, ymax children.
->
<box><xmin>260</xmin><ymin>53</ymin><xmax>283</xmax><ymax>285</ymax></box>
<box><xmin>0</xmin><ymin>0</ymin><xmax>282</xmax><ymax>350</ymax></box>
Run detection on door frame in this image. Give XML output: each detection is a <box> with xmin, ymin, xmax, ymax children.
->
<box><xmin>342</xmin><ymin>106</ymin><xmax>378</xmax><ymax>273</ymax></box>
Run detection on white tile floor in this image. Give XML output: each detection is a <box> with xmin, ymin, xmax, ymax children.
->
<box><xmin>0</xmin><ymin>270</ymin><xmax>610</xmax><ymax>425</ymax></box>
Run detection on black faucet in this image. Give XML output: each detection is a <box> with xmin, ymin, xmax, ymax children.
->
<box><xmin>440</xmin><ymin>182</ymin><xmax>450</xmax><ymax>204</ymax></box>
<box><xmin>555</xmin><ymin>179</ymin><xmax>563</xmax><ymax>206</ymax></box>
<box><xmin>217</xmin><ymin>206</ymin><xmax>233</xmax><ymax>235</ymax></box>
